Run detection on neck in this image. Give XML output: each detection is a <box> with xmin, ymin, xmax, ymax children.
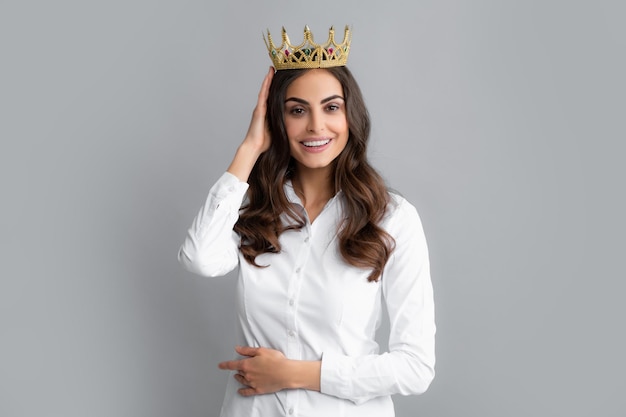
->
<box><xmin>291</xmin><ymin>164</ymin><xmax>335</xmax><ymax>207</ymax></box>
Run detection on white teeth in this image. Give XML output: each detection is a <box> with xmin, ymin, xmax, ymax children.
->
<box><xmin>302</xmin><ymin>139</ymin><xmax>331</xmax><ymax>147</ymax></box>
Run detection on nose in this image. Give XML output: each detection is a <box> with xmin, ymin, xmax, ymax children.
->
<box><xmin>306</xmin><ymin>109</ymin><xmax>324</xmax><ymax>133</ymax></box>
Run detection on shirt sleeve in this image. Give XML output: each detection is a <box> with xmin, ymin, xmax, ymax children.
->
<box><xmin>319</xmin><ymin>197</ymin><xmax>436</xmax><ymax>404</ymax></box>
<box><xmin>178</xmin><ymin>172</ymin><xmax>249</xmax><ymax>277</ymax></box>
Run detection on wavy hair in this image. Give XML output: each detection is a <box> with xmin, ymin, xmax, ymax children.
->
<box><xmin>234</xmin><ymin>67</ymin><xmax>394</xmax><ymax>282</ymax></box>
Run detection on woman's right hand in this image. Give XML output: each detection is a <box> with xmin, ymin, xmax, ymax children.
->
<box><xmin>242</xmin><ymin>66</ymin><xmax>275</xmax><ymax>154</ymax></box>
<box><xmin>227</xmin><ymin>67</ymin><xmax>275</xmax><ymax>182</ymax></box>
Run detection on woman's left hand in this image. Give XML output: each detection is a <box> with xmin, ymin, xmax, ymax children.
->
<box><xmin>218</xmin><ymin>346</ymin><xmax>291</xmax><ymax>396</ymax></box>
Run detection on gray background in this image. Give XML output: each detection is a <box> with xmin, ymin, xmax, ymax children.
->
<box><xmin>1</xmin><ymin>0</ymin><xmax>624</xmax><ymax>416</ymax></box>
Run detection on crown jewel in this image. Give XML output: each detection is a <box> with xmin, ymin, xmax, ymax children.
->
<box><xmin>263</xmin><ymin>25</ymin><xmax>351</xmax><ymax>70</ymax></box>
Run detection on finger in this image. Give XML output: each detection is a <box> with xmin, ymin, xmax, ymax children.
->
<box><xmin>218</xmin><ymin>359</ymin><xmax>241</xmax><ymax>370</ymax></box>
<box><xmin>233</xmin><ymin>373</ymin><xmax>248</xmax><ymax>385</ymax></box>
<box><xmin>257</xmin><ymin>67</ymin><xmax>274</xmax><ymax>106</ymax></box>
<box><xmin>238</xmin><ymin>387</ymin><xmax>259</xmax><ymax>397</ymax></box>
<box><xmin>235</xmin><ymin>345</ymin><xmax>260</xmax><ymax>357</ymax></box>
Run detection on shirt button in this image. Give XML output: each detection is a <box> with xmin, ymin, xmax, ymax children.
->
<box><xmin>288</xmin><ymin>408</ymin><xmax>294</xmax><ymax>415</ymax></box>
<box><xmin>289</xmin><ymin>299</ymin><xmax>295</xmax><ymax>306</ymax></box>
<box><xmin>295</xmin><ymin>267</ymin><xmax>301</xmax><ymax>273</ymax></box>
<box><xmin>304</xmin><ymin>236</ymin><xmax>309</xmax><ymax>243</ymax></box>
<box><xmin>288</xmin><ymin>330</ymin><xmax>295</xmax><ymax>337</ymax></box>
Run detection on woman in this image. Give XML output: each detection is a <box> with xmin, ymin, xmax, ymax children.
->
<box><xmin>178</xmin><ymin>26</ymin><xmax>435</xmax><ymax>417</ymax></box>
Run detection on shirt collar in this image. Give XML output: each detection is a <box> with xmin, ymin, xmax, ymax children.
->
<box><xmin>284</xmin><ymin>179</ymin><xmax>343</xmax><ymax>210</ymax></box>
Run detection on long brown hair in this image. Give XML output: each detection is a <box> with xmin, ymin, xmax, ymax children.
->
<box><xmin>234</xmin><ymin>67</ymin><xmax>394</xmax><ymax>282</ymax></box>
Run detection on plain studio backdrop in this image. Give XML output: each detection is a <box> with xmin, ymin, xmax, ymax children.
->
<box><xmin>1</xmin><ymin>1</ymin><xmax>624</xmax><ymax>416</ymax></box>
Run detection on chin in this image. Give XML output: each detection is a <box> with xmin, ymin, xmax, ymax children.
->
<box><xmin>295</xmin><ymin>158</ymin><xmax>335</xmax><ymax>171</ymax></box>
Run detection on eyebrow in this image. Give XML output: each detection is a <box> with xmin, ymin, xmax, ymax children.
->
<box><xmin>285</xmin><ymin>95</ymin><xmax>345</xmax><ymax>105</ymax></box>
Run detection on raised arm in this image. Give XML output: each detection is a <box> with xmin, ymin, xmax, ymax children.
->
<box><xmin>227</xmin><ymin>66</ymin><xmax>274</xmax><ymax>182</ymax></box>
<box><xmin>178</xmin><ymin>67</ymin><xmax>275</xmax><ymax>277</ymax></box>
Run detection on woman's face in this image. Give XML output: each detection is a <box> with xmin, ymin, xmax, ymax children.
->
<box><xmin>283</xmin><ymin>69</ymin><xmax>349</xmax><ymax>172</ymax></box>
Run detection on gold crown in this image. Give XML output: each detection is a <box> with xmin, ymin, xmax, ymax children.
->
<box><xmin>263</xmin><ymin>25</ymin><xmax>351</xmax><ymax>70</ymax></box>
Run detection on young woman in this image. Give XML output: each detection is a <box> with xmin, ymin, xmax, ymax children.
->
<box><xmin>178</xmin><ymin>29</ymin><xmax>435</xmax><ymax>416</ymax></box>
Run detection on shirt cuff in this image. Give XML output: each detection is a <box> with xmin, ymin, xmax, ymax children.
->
<box><xmin>210</xmin><ymin>171</ymin><xmax>248</xmax><ymax>201</ymax></box>
<box><xmin>320</xmin><ymin>351</ymin><xmax>350</xmax><ymax>397</ymax></box>
<box><xmin>320</xmin><ymin>351</ymin><xmax>375</xmax><ymax>405</ymax></box>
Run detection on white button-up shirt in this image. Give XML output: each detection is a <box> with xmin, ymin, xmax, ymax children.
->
<box><xmin>179</xmin><ymin>172</ymin><xmax>435</xmax><ymax>417</ymax></box>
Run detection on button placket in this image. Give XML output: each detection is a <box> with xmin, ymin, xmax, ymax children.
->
<box><xmin>285</xmin><ymin>226</ymin><xmax>311</xmax><ymax>361</ymax></box>
<box><xmin>285</xmin><ymin>391</ymin><xmax>297</xmax><ymax>417</ymax></box>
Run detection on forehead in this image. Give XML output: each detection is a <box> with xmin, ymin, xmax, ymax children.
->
<box><xmin>286</xmin><ymin>69</ymin><xmax>344</xmax><ymax>99</ymax></box>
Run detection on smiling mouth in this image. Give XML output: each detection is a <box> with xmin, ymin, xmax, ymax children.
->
<box><xmin>302</xmin><ymin>139</ymin><xmax>331</xmax><ymax>147</ymax></box>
